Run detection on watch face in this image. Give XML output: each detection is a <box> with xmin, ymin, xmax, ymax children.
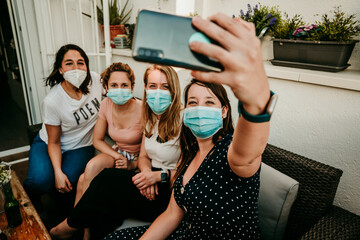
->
<box><xmin>267</xmin><ymin>93</ymin><xmax>278</xmax><ymax>116</ymax></box>
<box><xmin>161</xmin><ymin>172</ymin><xmax>167</xmax><ymax>182</ymax></box>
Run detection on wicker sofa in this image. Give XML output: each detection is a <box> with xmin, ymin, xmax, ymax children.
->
<box><xmin>27</xmin><ymin>124</ymin><xmax>360</xmax><ymax>239</ymax></box>
<box><xmin>262</xmin><ymin>144</ymin><xmax>360</xmax><ymax>240</ymax></box>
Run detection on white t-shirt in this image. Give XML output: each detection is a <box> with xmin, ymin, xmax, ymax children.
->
<box><xmin>39</xmin><ymin>71</ymin><xmax>103</xmax><ymax>152</ymax></box>
<box><xmin>144</xmin><ymin>119</ymin><xmax>181</xmax><ymax>170</ymax></box>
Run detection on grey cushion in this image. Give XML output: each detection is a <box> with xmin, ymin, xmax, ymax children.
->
<box><xmin>259</xmin><ymin>162</ymin><xmax>299</xmax><ymax>240</ymax></box>
<box><xmin>117</xmin><ymin>218</ymin><xmax>151</xmax><ymax>230</ymax></box>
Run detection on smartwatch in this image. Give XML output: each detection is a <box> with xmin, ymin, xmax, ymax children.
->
<box><xmin>161</xmin><ymin>169</ymin><xmax>168</xmax><ymax>183</ymax></box>
<box><xmin>238</xmin><ymin>91</ymin><xmax>278</xmax><ymax>123</ymax></box>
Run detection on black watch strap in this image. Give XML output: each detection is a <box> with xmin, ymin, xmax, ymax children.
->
<box><xmin>238</xmin><ymin>91</ymin><xmax>275</xmax><ymax>123</ymax></box>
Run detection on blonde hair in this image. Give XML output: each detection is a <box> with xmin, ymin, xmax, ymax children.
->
<box><xmin>142</xmin><ymin>65</ymin><xmax>181</xmax><ymax>141</ymax></box>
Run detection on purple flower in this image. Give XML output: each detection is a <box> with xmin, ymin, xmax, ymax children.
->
<box><xmin>254</xmin><ymin>4</ymin><xmax>258</xmax><ymax>12</ymax></box>
<box><xmin>245</xmin><ymin>11</ymin><xmax>250</xmax><ymax>19</ymax></box>
<box><xmin>240</xmin><ymin>9</ymin><xmax>244</xmax><ymax>17</ymax></box>
<box><xmin>266</xmin><ymin>13</ymin><xmax>272</xmax><ymax>19</ymax></box>
<box><xmin>247</xmin><ymin>4</ymin><xmax>251</xmax><ymax>12</ymax></box>
<box><xmin>268</xmin><ymin>17</ymin><xmax>277</xmax><ymax>26</ymax></box>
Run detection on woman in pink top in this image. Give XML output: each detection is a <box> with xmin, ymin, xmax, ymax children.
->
<box><xmin>74</xmin><ymin>62</ymin><xmax>143</xmax><ymax>206</ymax></box>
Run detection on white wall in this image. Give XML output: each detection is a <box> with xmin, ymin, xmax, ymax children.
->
<box><xmin>268</xmin><ymin>78</ymin><xmax>360</xmax><ymax>215</ymax></box>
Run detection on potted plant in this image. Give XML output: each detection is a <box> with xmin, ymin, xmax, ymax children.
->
<box><xmin>97</xmin><ymin>0</ymin><xmax>132</xmax><ymax>44</ymax></box>
<box><xmin>270</xmin><ymin>6</ymin><xmax>360</xmax><ymax>72</ymax></box>
<box><xmin>234</xmin><ymin>3</ymin><xmax>281</xmax><ymax>39</ymax></box>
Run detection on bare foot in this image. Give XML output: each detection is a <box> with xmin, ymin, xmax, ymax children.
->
<box><xmin>50</xmin><ymin>219</ymin><xmax>77</xmax><ymax>239</ymax></box>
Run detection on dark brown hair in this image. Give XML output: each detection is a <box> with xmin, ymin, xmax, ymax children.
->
<box><xmin>45</xmin><ymin>44</ymin><xmax>91</xmax><ymax>94</ymax></box>
<box><xmin>172</xmin><ymin>79</ymin><xmax>234</xmax><ymax>184</ymax></box>
<box><xmin>100</xmin><ymin>62</ymin><xmax>135</xmax><ymax>90</ymax></box>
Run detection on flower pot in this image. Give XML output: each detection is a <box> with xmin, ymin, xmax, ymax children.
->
<box><xmin>100</xmin><ymin>25</ymin><xmax>126</xmax><ymax>47</ymax></box>
<box><xmin>270</xmin><ymin>39</ymin><xmax>359</xmax><ymax>72</ymax></box>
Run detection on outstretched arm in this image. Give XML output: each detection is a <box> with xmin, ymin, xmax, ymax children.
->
<box><xmin>140</xmin><ymin>191</ymin><xmax>184</xmax><ymax>240</ymax></box>
<box><xmin>190</xmin><ymin>14</ymin><xmax>270</xmax><ymax>178</ymax></box>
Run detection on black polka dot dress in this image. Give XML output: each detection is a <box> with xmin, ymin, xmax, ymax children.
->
<box><xmin>104</xmin><ymin>134</ymin><xmax>261</xmax><ymax>239</ymax></box>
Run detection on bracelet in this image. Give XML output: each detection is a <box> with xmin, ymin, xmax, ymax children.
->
<box><xmin>238</xmin><ymin>91</ymin><xmax>274</xmax><ymax>123</ymax></box>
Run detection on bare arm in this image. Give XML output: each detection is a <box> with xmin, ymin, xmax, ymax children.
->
<box><xmin>94</xmin><ymin>117</ymin><xmax>138</xmax><ymax>170</ymax></box>
<box><xmin>137</xmin><ymin>135</ymin><xmax>152</xmax><ymax>172</ymax></box>
<box><xmin>133</xmin><ymin>135</ymin><xmax>162</xmax><ymax>200</ymax></box>
<box><xmin>190</xmin><ymin>14</ymin><xmax>270</xmax><ymax>177</ymax></box>
<box><xmin>140</xmin><ymin>191</ymin><xmax>184</xmax><ymax>240</ymax></box>
<box><xmin>46</xmin><ymin>124</ymin><xmax>72</xmax><ymax>192</ymax></box>
<box><xmin>93</xmin><ymin>117</ymin><xmax>120</xmax><ymax>159</ymax></box>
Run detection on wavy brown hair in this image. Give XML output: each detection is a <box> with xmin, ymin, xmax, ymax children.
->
<box><xmin>142</xmin><ymin>65</ymin><xmax>182</xmax><ymax>142</ymax></box>
<box><xmin>172</xmin><ymin>79</ymin><xmax>234</xmax><ymax>185</ymax></box>
<box><xmin>45</xmin><ymin>44</ymin><xmax>92</xmax><ymax>94</ymax></box>
<box><xmin>100</xmin><ymin>62</ymin><xmax>135</xmax><ymax>91</ymax></box>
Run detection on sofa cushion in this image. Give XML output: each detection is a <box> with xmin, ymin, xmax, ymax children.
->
<box><xmin>262</xmin><ymin>144</ymin><xmax>343</xmax><ymax>239</ymax></box>
<box><xmin>259</xmin><ymin>162</ymin><xmax>299</xmax><ymax>240</ymax></box>
<box><xmin>118</xmin><ymin>218</ymin><xmax>151</xmax><ymax>230</ymax></box>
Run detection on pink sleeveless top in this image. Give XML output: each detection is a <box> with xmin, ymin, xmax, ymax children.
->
<box><xmin>98</xmin><ymin>97</ymin><xmax>143</xmax><ymax>154</ymax></box>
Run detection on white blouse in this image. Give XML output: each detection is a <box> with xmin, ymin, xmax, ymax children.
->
<box><xmin>144</xmin><ymin>119</ymin><xmax>181</xmax><ymax>170</ymax></box>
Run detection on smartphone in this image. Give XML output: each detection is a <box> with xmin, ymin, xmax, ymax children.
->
<box><xmin>132</xmin><ymin>9</ymin><xmax>224</xmax><ymax>72</ymax></box>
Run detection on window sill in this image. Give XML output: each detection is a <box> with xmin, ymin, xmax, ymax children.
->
<box><xmin>264</xmin><ymin>61</ymin><xmax>360</xmax><ymax>92</ymax></box>
<box><xmin>111</xmin><ymin>48</ymin><xmax>132</xmax><ymax>57</ymax></box>
<box><xmin>108</xmin><ymin>48</ymin><xmax>360</xmax><ymax>92</ymax></box>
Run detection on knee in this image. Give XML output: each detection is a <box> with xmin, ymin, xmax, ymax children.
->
<box><xmin>24</xmin><ymin>173</ymin><xmax>53</xmax><ymax>194</ymax></box>
<box><xmin>83</xmin><ymin>160</ymin><xmax>101</xmax><ymax>181</ymax></box>
<box><xmin>77</xmin><ymin>174</ymin><xmax>85</xmax><ymax>192</ymax></box>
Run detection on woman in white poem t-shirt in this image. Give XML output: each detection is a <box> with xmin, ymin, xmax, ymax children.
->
<box><xmin>23</xmin><ymin>44</ymin><xmax>103</xmax><ymax>208</ymax></box>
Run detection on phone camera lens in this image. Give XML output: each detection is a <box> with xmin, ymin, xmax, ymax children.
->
<box><xmin>145</xmin><ymin>50</ymin><xmax>151</xmax><ymax>56</ymax></box>
<box><xmin>138</xmin><ymin>49</ymin><xmax>144</xmax><ymax>56</ymax></box>
<box><xmin>152</xmin><ymin>51</ymin><xmax>158</xmax><ymax>57</ymax></box>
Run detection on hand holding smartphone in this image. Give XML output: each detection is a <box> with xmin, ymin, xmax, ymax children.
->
<box><xmin>132</xmin><ymin>9</ymin><xmax>224</xmax><ymax>72</ymax></box>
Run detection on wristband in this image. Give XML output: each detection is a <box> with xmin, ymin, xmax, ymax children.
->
<box><xmin>238</xmin><ymin>91</ymin><xmax>277</xmax><ymax>123</ymax></box>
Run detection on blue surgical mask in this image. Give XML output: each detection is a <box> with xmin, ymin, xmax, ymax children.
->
<box><xmin>146</xmin><ymin>89</ymin><xmax>172</xmax><ymax>115</ymax></box>
<box><xmin>106</xmin><ymin>88</ymin><xmax>133</xmax><ymax>105</ymax></box>
<box><xmin>184</xmin><ymin>106</ymin><xmax>223</xmax><ymax>139</ymax></box>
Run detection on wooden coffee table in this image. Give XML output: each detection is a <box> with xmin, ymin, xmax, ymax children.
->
<box><xmin>0</xmin><ymin>171</ymin><xmax>51</xmax><ymax>240</ymax></box>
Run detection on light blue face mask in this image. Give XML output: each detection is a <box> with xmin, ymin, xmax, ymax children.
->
<box><xmin>184</xmin><ymin>106</ymin><xmax>223</xmax><ymax>139</ymax></box>
<box><xmin>106</xmin><ymin>88</ymin><xmax>133</xmax><ymax>105</ymax></box>
<box><xmin>146</xmin><ymin>89</ymin><xmax>172</xmax><ymax>115</ymax></box>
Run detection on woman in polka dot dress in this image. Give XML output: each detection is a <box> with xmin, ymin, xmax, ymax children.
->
<box><xmin>105</xmin><ymin>12</ymin><xmax>271</xmax><ymax>240</ymax></box>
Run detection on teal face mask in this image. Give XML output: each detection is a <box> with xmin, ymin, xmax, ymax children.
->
<box><xmin>146</xmin><ymin>89</ymin><xmax>172</xmax><ymax>115</ymax></box>
<box><xmin>184</xmin><ymin>106</ymin><xmax>223</xmax><ymax>139</ymax></box>
<box><xmin>106</xmin><ymin>88</ymin><xmax>133</xmax><ymax>105</ymax></box>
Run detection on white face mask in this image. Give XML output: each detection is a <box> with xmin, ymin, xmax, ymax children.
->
<box><xmin>62</xmin><ymin>69</ymin><xmax>87</xmax><ymax>88</ymax></box>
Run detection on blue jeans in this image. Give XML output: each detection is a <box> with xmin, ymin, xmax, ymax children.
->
<box><xmin>24</xmin><ymin>134</ymin><xmax>95</xmax><ymax>195</ymax></box>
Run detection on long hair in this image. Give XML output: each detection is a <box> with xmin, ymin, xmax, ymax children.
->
<box><xmin>173</xmin><ymin>79</ymin><xmax>234</xmax><ymax>184</ymax></box>
<box><xmin>45</xmin><ymin>44</ymin><xmax>91</xmax><ymax>94</ymax></box>
<box><xmin>100</xmin><ymin>62</ymin><xmax>135</xmax><ymax>90</ymax></box>
<box><xmin>142</xmin><ymin>65</ymin><xmax>182</xmax><ymax>142</ymax></box>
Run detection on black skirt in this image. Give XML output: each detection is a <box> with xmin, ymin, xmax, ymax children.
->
<box><xmin>67</xmin><ymin>167</ymin><xmax>171</xmax><ymax>239</ymax></box>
